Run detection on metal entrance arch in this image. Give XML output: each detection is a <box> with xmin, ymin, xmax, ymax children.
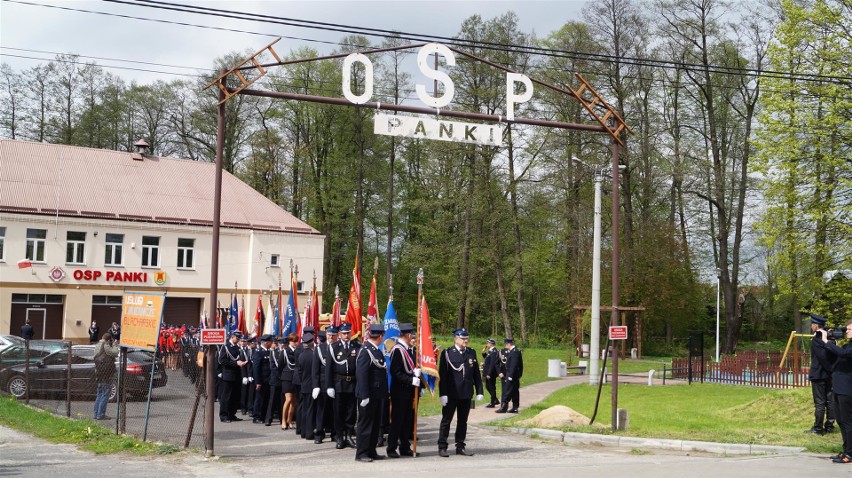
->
<box><xmin>202</xmin><ymin>39</ymin><xmax>632</xmax><ymax>455</ymax></box>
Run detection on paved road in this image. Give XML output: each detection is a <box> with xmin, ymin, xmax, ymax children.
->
<box><xmin>1</xmin><ymin>419</ymin><xmax>847</xmax><ymax>478</ymax></box>
<box><xmin>4</xmin><ymin>372</ymin><xmax>849</xmax><ymax>477</ymax></box>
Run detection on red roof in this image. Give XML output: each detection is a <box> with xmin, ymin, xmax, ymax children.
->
<box><xmin>0</xmin><ymin>140</ymin><xmax>318</xmax><ymax>234</ymax></box>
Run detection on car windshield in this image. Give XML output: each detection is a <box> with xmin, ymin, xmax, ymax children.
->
<box><xmin>1</xmin><ymin>335</ymin><xmax>25</xmax><ymax>347</ymax></box>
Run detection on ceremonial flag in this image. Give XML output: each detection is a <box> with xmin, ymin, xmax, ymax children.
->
<box><xmin>253</xmin><ymin>294</ymin><xmax>265</xmax><ymax>338</ymax></box>
<box><xmin>238</xmin><ymin>297</ymin><xmax>248</xmax><ymax>336</ymax></box>
<box><xmin>263</xmin><ymin>293</ymin><xmax>275</xmax><ymax>335</ymax></box>
<box><xmin>367</xmin><ymin>273</ymin><xmax>379</xmax><ymax>325</ymax></box>
<box><xmin>308</xmin><ymin>283</ymin><xmax>320</xmax><ymax>331</ymax></box>
<box><xmin>417</xmin><ymin>295</ymin><xmax>438</xmax><ymax>395</ymax></box>
<box><xmin>199</xmin><ymin>310</ymin><xmax>207</xmax><ymax>329</ymax></box>
<box><xmin>272</xmin><ymin>292</ymin><xmax>281</xmax><ymax>338</ymax></box>
<box><xmin>344</xmin><ymin>252</ymin><xmax>362</xmax><ymax>337</ymax></box>
<box><xmin>381</xmin><ymin>297</ymin><xmax>401</xmax><ymax>391</ymax></box>
<box><xmin>230</xmin><ymin>293</ymin><xmax>238</xmax><ymax>335</ymax></box>
<box><xmin>282</xmin><ymin>272</ymin><xmax>299</xmax><ymax>337</ymax></box>
<box><xmin>215</xmin><ymin>301</ymin><xmax>222</xmax><ymax>328</ymax></box>
<box><xmin>331</xmin><ymin>294</ymin><xmax>342</xmax><ymax>327</ymax></box>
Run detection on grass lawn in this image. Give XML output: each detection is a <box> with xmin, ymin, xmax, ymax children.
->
<box><xmin>488</xmin><ymin>382</ymin><xmax>840</xmax><ymax>453</ymax></box>
<box><xmin>0</xmin><ymin>395</ymin><xmax>180</xmax><ymax>455</ymax></box>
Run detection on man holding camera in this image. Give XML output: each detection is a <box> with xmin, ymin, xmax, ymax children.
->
<box><xmin>814</xmin><ymin>319</ymin><xmax>852</xmax><ymax>464</ymax></box>
<box><xmin>808</xmin><ymin>314</ymin><xmax>836</xmax><ymax>435</ymax></box>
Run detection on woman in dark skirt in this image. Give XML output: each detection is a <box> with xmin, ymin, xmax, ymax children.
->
<box><xmin>280</xmin><ymin>333</ymin><xmax>298</xmax><ymax>430</ymax></box>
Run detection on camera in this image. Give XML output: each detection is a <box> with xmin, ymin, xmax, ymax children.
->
<box><xmin>829</xmin><ymin>327</ymin><xmax>848</xmax><ymax>340</ymax></box>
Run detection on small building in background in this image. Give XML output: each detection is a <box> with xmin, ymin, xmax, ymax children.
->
<box><xmin>0</xmin><ymin>140</ymin><xmax>324</xmax><ymax>342</ymax></box>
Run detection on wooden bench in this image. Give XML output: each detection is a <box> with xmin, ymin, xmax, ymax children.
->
<box><xmin>565</xmin><ymin>365</ymin><xmax>586</xmax><ymax>375</ymax></box>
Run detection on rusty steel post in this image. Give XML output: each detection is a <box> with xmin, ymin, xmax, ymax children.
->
<box><xmin>610</xmin><ymin>135</ymin><xmax>620</xmax><ymax>431</ymax></box>
<box><xmin>205</xmin><ymin>82</ymin><xmax>226</xmax><ymax>457</ymax></box>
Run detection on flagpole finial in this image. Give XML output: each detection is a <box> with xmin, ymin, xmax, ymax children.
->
<box><xmin>335</xmin><ymin>284</ymin><xmax>339</xmax><ymax>298</ymax></box>
<box><xmin>417</xmin><ymin>268</ymin><xmax>424</xmax><ymax>285</ymax></box>
<box><xmin>373</xmin><ymin>257</ymin><xmax>379</xmax><ymax>274</ymax></box>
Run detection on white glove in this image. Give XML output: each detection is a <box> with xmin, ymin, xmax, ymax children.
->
<box><xmin>312</xmin><ymin>387</ymin><xmax>320</xmax><ymax>399</ymax></box>
<box><xmin>412</xmin><ymin>377</ymin><xmax>421</xmax><ymax>387</ymax></box>
<box><xmin>440</xmin><ymin>396</ymin><xmax>448</xmax><ymax>407</ymax></box>
<box><xmin>249</xmin><ymin>377</ymin><xmax>254</xmax><ymax>382</ymax></box>
<box><xmin>360</xmin><ymin>398</ymin><xmax>370</xmax><ymax>407</ymax></box>
<box><xmin>327</xmin><ymin>388</ymin><xmax>335</xmax><ymax>398</ymax></box>
<box><xmin>242</xmin><ymin>377</ymin><xmax>248</xmax><ymax>385</ymax></box>
<box><xmin>217</xmin><ymin>373</ymin><xmax>222</xmax><ymax>378</ymax></box>
<box><xmin>508</xmin><ymin>377</ymin><xmax>513</xmax><ymax>381</ymax></box>
<box><xmin>476</xmin><ymin>394</ymin><xmax>483</xmax><ymax>401</ymax></box>
<box><xmin>413</xmin><ymin>368</ymin><xmax>421</xmax><ymax>377</ymax></box>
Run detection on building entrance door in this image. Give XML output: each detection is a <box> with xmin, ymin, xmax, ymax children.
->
<box><xmin>25</xmin><ymin>308</ymin><xmax>47</xmax><ymax>340</ymax></box>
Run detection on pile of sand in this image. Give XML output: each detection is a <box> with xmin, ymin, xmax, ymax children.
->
<box><xmin>518</xmin><ymin>405</ymin><xmax>605</xmax><ymax>429</ymax></box>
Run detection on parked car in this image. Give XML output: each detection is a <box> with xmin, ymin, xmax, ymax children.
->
<box><xmin>0</xmin><ymin>335</ymin><xmax>25</xmax><ymax>353</ymax></box>
<box><xmin>0</xmin><ymin>340</ymin><xmax>67</xmax><ymax>370</ymax></box>
<box><xmin>0</xmin><ymin>345</ymin><xmax>168</xmax><ymax>401</ymax></box>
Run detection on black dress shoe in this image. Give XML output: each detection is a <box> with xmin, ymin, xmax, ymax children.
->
<box><xmin>252</xmin><ymin>419</ymin><xmax>263</xmax><ymax>424</ymax></box>
<box><xmin>264</xmin><ymin>422</ymin><xmax>271</xmax><ymax>426</ymax></box>
<box><xmin>314</xmin><ymin>438</ymin><xmax>323</xmax><ymax>444</ymax></box>
<box><xmin>230</xmin><ymin>416</ymin><xmax>243</xmax><ymax>421</ymax></box>
<box><xmin>355</xmin><ymin>457</ymin><xmax>373</xmax><ymax>463</ymax></box>
<box><xmin>370</xmin><ymin>455</ymin><xmax>386</xmax><ymax>460</ymax></box>
<box><xmin>508</xmin><ymin>409</ymin><xmax>519</xmax><ymax>413</ymax></box>
<box><xmin>336</xmin><ymin>440</ymin><xmax>346</xmax><ymax>449</ymax></box>
<box><xmin>495</xmin><ymin>408</ymin><xmax>508</xmax><ymax>413</ymax></box>
<box><xmin>386</xmin><ymin>450</ymin><xmax>400</xmax><ymax>458</ymax></box>
<box><xmin>220</xmin><ymin>419</ymin><xmax>231</xmax><ymax>423</ymax></box>
<box><xmin>438</xmin><ymin>449</ymin><xmax>450</xmax><ymax>457</ymax></box>
<box><xmin>485</xmin><ymin>403</ymin><xmax>496</xmax><ymax>408</ymax></box>
<box><xmin>456</xmin><ymin>448</ymin><xmax>474</xmax><ymax>456</ymax></box>
<box><xmin>400</xmin><ymin>450</ymin><xmax>420</xmax><ymax>457</ymax></box>
<box><xmin>805</xmin><ymin>427</ymin><xmax>825</xmax><ymax>435</ymax></box>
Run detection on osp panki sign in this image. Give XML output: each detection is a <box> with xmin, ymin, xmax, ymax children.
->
<box><xmin>342</xmin><ymin>43</ymin><xmax>533</xmax><ymax>147</ymax></box>
<box><xmin>374</xmin><ymin>114</ymin><xmax>503</xmax><ymax>146</ymax></box>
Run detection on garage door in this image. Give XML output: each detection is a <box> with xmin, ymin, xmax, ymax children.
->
<box><xmin>162</xmin><ymin>297</ymin><xmax>201</xmax><ymax>327</ymax></box>
<box><xmin>10</xmin><ymin>294</ymin><xmax>65</xmax><ymax>339</ymax></box>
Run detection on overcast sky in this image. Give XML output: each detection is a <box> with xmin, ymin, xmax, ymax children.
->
<box><xmin>1</xmin><ymin>0</ymin><xmax>588</xmax><ymax>84</ymax></box>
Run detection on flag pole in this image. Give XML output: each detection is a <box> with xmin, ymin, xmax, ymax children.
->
<box><xmin>412</xmin><ymin>267</ymin><xmax>424</xmax><ymax>457</ymax></box>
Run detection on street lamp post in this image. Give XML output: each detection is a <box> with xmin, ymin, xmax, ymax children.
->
<box><xmin>573</xmin><ymin>156</ymin><xmax>623</xmax><ymax>386</ymax></box>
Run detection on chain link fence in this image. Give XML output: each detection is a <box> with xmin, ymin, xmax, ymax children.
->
<box><xmin>0</xmin><ymin>339</ymin><xmax>208</xmax><ymax>448</ymax></box>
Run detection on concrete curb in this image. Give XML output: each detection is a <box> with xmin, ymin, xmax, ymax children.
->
<box><xmin>481</xmin><ymin>425</ymin><xmax>806</xmax><ymax>456</ymax></box>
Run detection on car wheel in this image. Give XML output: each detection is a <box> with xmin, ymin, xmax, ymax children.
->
<box><xmin>7</xmin><ymin>376</ymin><xmax>27</xmax><ymax>398</ymax></box>
<box><xmin>108</xmin><ymin>383</ymin><xmax>117</xmax><ymax>402</ymax></box>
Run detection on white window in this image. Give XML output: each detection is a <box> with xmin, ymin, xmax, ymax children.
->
<box><xmin>66</xmin><ymin>231</ymin><xmax>86</xmax><ymax>264</ymax></box>
<box><xmin>0</xmin><ymin>226</ymin><xmax>5</xmax><ymax>261</ymax></box>
<box><xmin>26</xmin><ymin>228</ymin><xmax>47</xmax><ymax>262</ymax></box>
<box><xmin>141</xmin><ymin>236</ymin><xmax>160</xmax><ymax>268</ymax></box>
<box><xmin>270</xmin><ymin>254</ymin><xmax>280</xmax><ymax>267</ymax></box>
<box><xmin>177</xmin><ymin>238</ymin><xmax>194</xmax><ymax>269</ymax></box>
<box><xmin>104</xmin><ymin>233</ymin><xmax>124</xmax><ymax>266</ymax></box>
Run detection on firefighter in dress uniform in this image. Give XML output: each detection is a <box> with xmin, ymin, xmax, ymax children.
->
<box><xmin>496</xmin><ymin>337</ymin><xmax>523</xmax><ymax>413</ymax></box>
<box><xmin>437</xmin><ymin>328</ymin><xmax>483</xmax><ymax>457</ymax></box>
<box><xmin>297</xmin><ymin>332</ymin><xmax>317</xmax><ymax>440</ymax></box>
<box><xmin>482</xmin><ymin>338</ymin><xmax>501</xmax><ymax>408</ymax></box>
<box><xmin>218</xmin><ymin>331</ymin><xmax>246</xmax><ymax>423</ymax></box>
<box><xmin>386</xmin><ymin>322</ymin><xmax>421</xmax><ymax>458</ymax></box>
<box><xmin>311</xmin><ymin>326</ymin><xmax>338</xmax><ymax>443</ymax></box>
<box><xmin>354</xmin><ymin>324</ymin><xmax>389</xmax><ymax>462</ymax></box>
<box><xmin>325</xmin><ymin>323</ymin><xmax>360</xmax><ymax>449</ymax></box>
<box><xmin>239</xmin><ymin>336</ymin><xmax>254</xmax><ymax>415</ymax></box>
<box><xmin>251</xmin><ymin>335</ymin><xmax>274</xmax><ymax>424</ymax></box>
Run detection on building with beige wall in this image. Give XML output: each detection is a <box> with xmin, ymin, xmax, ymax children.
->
<box><xmin>0</xmin><ymin>140</ymin><xmax>324</xmax><ymax>342</ymax></box>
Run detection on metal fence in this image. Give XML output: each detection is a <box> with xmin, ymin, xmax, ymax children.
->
<box><xmin>670</xmin><ymin>352</ymin><xmax>811</xmax><ymax>389</ymax></box>
<box><xmin>0</xmin><ymin>340</ymin><xmax>208</xmax><ymax>448</ymax></box>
